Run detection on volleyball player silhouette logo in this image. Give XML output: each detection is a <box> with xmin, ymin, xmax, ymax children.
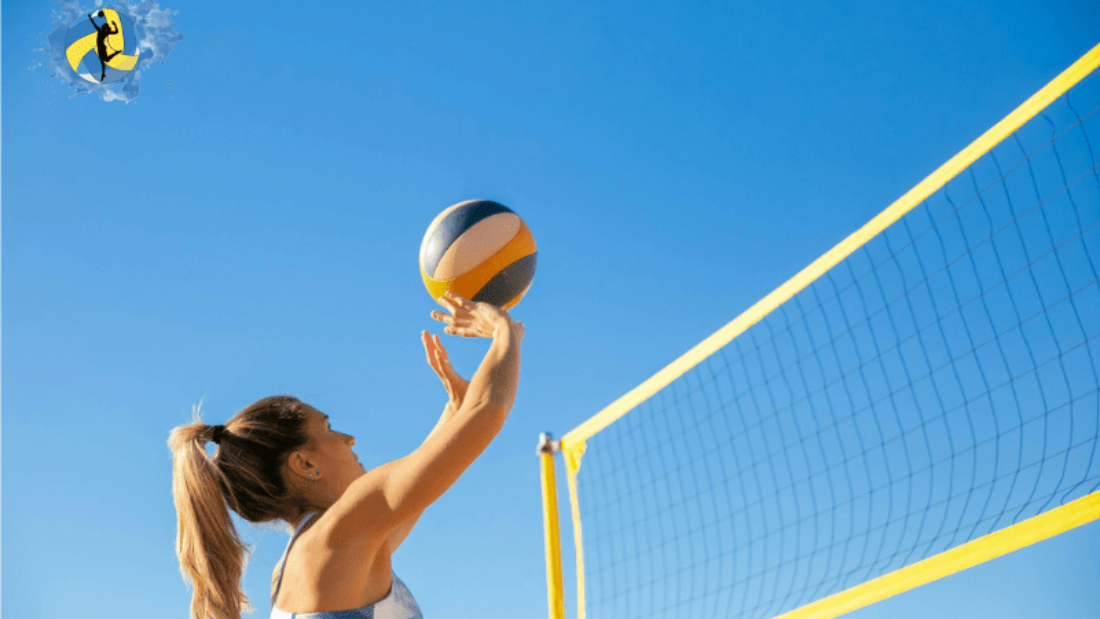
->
<box><xmin>64</xmin><ymin>9</ymin><xmax>139</xmax><ymax>84</ymax></box>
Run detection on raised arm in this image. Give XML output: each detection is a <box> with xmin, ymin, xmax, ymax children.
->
<box><xmin>326</xmin><ymin>293</ymin><xmax>522</xmax><ymax>544</ymax></box>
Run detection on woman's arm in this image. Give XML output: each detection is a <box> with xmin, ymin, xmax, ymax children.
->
<box><xmin>327</xmin><ymin>293</ymin><xmax>521</xmax><ymax>544</ymax></box>
<box><xmin>389</xmin><ymin>322</ymin><xmax>522</xmax><ymax>553</ymax></box>
<box><xmin>379</xmin><ymin>318</ymin><xmax>520</xmax><ymax>516</ymax></box>
<box><xmin>389</xmin><ymin>401</ymin><xmax>456</xmax><ymax>552</ymax></box>
<box><xmin>423</xmin><ymin>401</ymin><xmax>460</xmax><ymax>444</ymax></box>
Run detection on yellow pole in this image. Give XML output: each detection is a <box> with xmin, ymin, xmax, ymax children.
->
<box><xmin>539</xmin><ymin>433</ymin><xmax>566</xmax><ymax>619</ymax></box>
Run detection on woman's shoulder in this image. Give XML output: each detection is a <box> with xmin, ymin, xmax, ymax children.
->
<box><xmin>272</xmin><ymin>510</ymin><xmax>395</xmax><ymax>612</ymax></box>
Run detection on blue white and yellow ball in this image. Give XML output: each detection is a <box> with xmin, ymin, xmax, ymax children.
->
<box><xmin>419</xmin><ymin>200</ymin><xmax>537</xmax><ymax>311</ymax></box>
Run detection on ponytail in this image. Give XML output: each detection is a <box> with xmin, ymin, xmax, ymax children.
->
<box><xmin>169</xmin><ymin>405</ymin><xmax>254</xmax><ymax>619</ymax></box>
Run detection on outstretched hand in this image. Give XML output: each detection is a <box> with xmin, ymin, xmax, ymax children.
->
<box><xmin>422</xmin><ymin>330</ymin><xmax>469</xmax><ymax>410</ymax></box>
<box><xmin>430</xmin><ymin>291</ymin><xmax>524</xmax><ymax>339</ymax></box>
<box><xmin>424</xmin><ymin>291</ymin><xmax>525</xmax><ymax>409</ymax></box>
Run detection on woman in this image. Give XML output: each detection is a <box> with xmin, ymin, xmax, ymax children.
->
<box><xmin>86</xmin><ymin>11</ymin><xmax>122</xmax><ymax>82</ymax></box>
<box><xmin>168</xmin><ymin>291</ymin><xmax>523</xmax><ymax>619</ymax></box>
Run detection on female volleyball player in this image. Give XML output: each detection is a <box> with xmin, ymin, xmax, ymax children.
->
<box><xmin>86</xmin><ymin>11</ymin><xmax>122</xmax><ymax>82</ymax></box>
<box><xmin>169</xmin><ymin>291</ymin><xmax>523</xmax><ymax>619</ymax></box>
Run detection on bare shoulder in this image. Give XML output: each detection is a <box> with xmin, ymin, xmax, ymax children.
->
<box><xmin>321</xmin><ymin>458</ymin><xmax>406</xmax><ymax>547</ymax></box>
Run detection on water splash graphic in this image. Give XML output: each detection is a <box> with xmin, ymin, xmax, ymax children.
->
<box><xmin>46</xmin><ymin>0</ymin><xmax>183</xmax><ymax>103</ymax></box>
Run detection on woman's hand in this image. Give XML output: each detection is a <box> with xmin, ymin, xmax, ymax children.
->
<box><xmin>422</xmin><ymin>330</ymin><xmax>469</xmax><ymax>410</ymax></box>
<box><xmin>429</xmin><ymin>291</ymin><xmax>524</xmax><ymax>339</ymax></box>
<box><xmin>426</xmin><ymin>291</ymin><xmax>524</xmax><ymax>410</ymax></box>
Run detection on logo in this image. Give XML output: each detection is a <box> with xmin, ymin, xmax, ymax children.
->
<box><xmin>40</xmin><ymin>1</ymin><xmax>184</xmax><ymax>103</ymax></box>
<box><xmin>65</xmin><ymin>9</ymin><xmax>140</xmax><ymax>84</ymax></box>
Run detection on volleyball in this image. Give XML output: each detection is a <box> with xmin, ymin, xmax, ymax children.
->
<box><xmin>64</xmin><ymin>9</ymin><xmax>140</xmax><ymax>84</ymax></box>
<box><xmin>419</xmin><ymin>200</ymin><xmax>537</xmax><ymax>311</ymax></box>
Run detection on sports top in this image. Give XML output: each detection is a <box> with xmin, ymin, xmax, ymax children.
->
<box><xmin>270</xmin><ymin>511</ymin><xmax>423</xmax><ymax>619</ymax></box>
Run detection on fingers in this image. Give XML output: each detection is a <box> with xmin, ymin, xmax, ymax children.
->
<box><xmin>431</xmin><ymin>292</ymin><xmax>475</xmax><ymax>334</ymax></box>
<box><xmin>431</xmin><ymin>339</ymin><xmax>446</xmax><ymax>363</ymax></box>
<box><xmin>423</xmin><ymin>332</ymin><xmax>451</xmax><ymax>363</ymax></box>
<box><xmin>433</xmin><ymin>334</ymin><xmax>449</xmax><ymax>363</ymax></box>
<box><xmin>442</xmin><ymin>290</ymin><xmax>474</xmax><ymax>309</ymax></box>
<box><xmin>422</xmin><ymin>330</ymin><xmax>441</xmax><ymax>367</ymax></box>
<box><xmin>426</xmin><ymin>318</ymin><xmax>472</xmax><ymax>339</ymax></box>
<box><xmin>430</xmin><ymin>308</ymin><xmax>467</xmax><ymax>333</ymax></box>
<box><xmin>432</xmin><ymin>348</ymin><xmax>449</xmax><ymax>383</ymax></box>
<box><xmin>431</xmin><ymin>292</ymin><xmax>468</xmax><ymax>326</ymax></box>
<box><xmin>423</xmin><ymin>332</ymin><xmax>456</xmax><ymax>390</ymax></box>
<box><xmin>431</xmin><ymin>291</ymin><xmax>503</xmax><ymax>339</ymax></box>
<box><xmin>435</xmin><ymin>294</ymin><xmax>457</xmax><ymax>313</ymax></box>
<box><xmin>435</xmin><ymin>290</ymin><xmax>472</xmax><ymax>311</ymax></box>
<box><xmin>443</xmin><ymin>325</ymin><xmax>477</xmax><ymax>338</ymax></box>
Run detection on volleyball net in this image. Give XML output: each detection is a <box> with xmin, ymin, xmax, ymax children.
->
<box><xmin>539</xmin><ymin>44</ymin><xmax>1100</xmax><ymax>619</ymax></box>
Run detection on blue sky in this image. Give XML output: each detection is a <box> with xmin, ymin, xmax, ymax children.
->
<box><xmin>4</xmin><ymin>1</ymin><xmax>1099</xmax><ymax>618</ymax></box>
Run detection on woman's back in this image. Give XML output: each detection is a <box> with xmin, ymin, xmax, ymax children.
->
<box><xmin>271</xmin><ymin>512</ymin><xmax>423</xmax><ymax>619</ymax></box>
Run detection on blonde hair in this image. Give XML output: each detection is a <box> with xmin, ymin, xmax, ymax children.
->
<box><xmin>168</xmin><ymin>395</ymin><xmax>317</xmax><ymax>619</ymax></box>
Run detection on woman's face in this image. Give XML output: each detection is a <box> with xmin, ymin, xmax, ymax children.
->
<box><xmin>293</xmin><ymin>410</ymin><xmax>366</xmax><ymax>494</ymax></box>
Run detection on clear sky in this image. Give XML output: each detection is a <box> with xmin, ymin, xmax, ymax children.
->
<box><xmin>4</xmin><ymin>1</ymin><xmax>1099</xmax><ymax>618</ymax></box>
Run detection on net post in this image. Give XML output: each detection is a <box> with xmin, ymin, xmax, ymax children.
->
<box><xmin>561</xmin><ymin>438</ymin><xmax>587</xmax><ymax>619</ymax></box>
<box><xmin>538</xmin><ymin>432</ymin><xmax>565</xmax><ymax>619</ymax></box>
